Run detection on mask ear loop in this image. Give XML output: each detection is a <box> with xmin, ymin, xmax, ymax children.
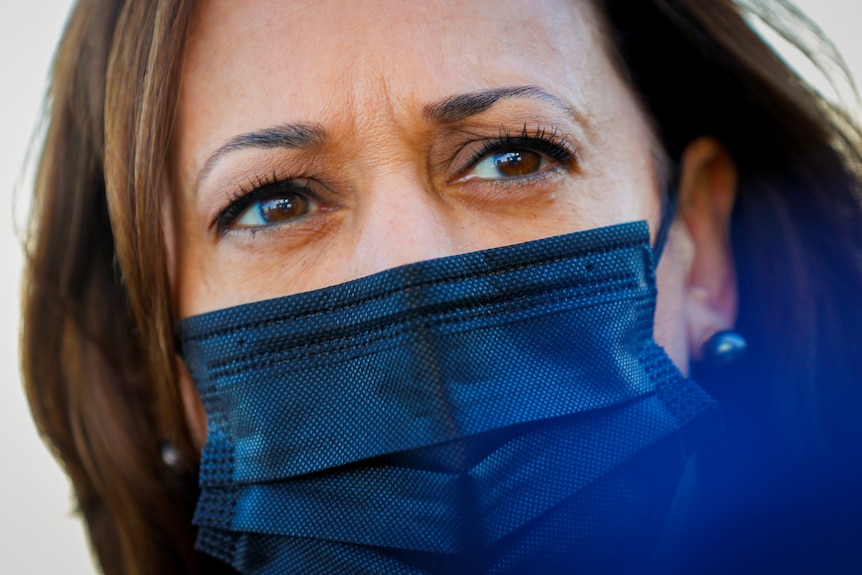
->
<box><xmin>652</xmin><ymin>164</ymin><xmax>680</xmax><ymax>265</ymax></box>
<box><xmin>651</xmin><ymin>190</ymin><xmax>676</xmax><ymax>264</ymax></box>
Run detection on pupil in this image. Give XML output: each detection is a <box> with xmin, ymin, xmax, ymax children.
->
<box><xmin>259</xmin><ymin>196</ymin><xmax>306</xmax><ymax>223</ymax></box>
<box><xmin>493</xmin><ymin>150</ymin><xmax>541</xmax><ymax>177</ymax></box>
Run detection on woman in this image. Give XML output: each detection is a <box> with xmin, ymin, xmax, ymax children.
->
<box><xmin>22</xmin><ymin>0</ymin><xmax>862</xmax><ymax>573</ymax></box>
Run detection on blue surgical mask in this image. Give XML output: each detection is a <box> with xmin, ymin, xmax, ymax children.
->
<box><xmin>178</xmin><ymin>221</ymin><xmax>720</xmax><ymax>574</ymax></box>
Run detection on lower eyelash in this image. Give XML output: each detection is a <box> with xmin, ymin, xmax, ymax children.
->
<box><xmin>482</xmin><ymin>164</ymin><xmax>566</xmax><ymax>189</ymax></box>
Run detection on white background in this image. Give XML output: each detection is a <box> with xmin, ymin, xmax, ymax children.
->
<box><xmin>1</xmin><ymin>1</ymin><xmax>860</xmax><ymax>573</ymax></box>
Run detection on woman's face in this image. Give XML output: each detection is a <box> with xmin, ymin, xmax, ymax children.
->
<box><xmin>168</xmin><ymin>0</ymin><xmax>717</xmax><ymax>374</ymax></box>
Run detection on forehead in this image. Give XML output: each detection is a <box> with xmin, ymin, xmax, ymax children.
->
<box><xmin>175</xmin><ymin>0</ymin><xmax>610</xmax><ymax>162</ymax></box>
<box><xmin>182</xmin><ymin>0</ymin><xmax>601</xmax><ymax>87</ymax></box>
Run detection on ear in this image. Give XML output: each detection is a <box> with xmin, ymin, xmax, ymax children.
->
<box><xmin>678</xmin><ymin>137</ymin><xmax>739</xmax><ymax>360</ymax></box>
<box><xmin>177</xmin><ymin>356</ymin><xmax>208</xmax><ymax>450</ymax></box>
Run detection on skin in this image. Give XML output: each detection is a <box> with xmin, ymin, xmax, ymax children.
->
<box><xmin>167</xmin><ymin>0</ymin><xmax>738</xmax><ymax>445</ymax></box>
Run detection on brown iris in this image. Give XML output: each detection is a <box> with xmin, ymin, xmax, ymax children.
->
<box><xmin>493</xmin><ymin>150</ymin><xmax>542</xmax><ymax>177</ymax></box>
<box><xmin>258</xmin><ymin>196</ymin><xmax>310</xmax><ymax>224</ymax></box>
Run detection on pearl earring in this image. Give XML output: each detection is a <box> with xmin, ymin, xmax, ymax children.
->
<box><xmin>702</xmin><ymin>330</ymin><xmax>747</xmax><ymax>368</ymax></box>
<box><xmin>160</xmin><ymin>442</ymin><xmax>181</xmax><ymax>468</ymax></box>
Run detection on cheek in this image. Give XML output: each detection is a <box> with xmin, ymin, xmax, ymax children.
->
<box><xmin>653</xmin><ymin>221</ymin><xmax>695</xmax><ymax>374</ymax></box>
<box><xmin>164</xmin><ymin>169</ymin><xmax>221</xmax><ymax>320</ymax></box>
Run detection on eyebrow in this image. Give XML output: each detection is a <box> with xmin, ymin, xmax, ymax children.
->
<box><xmin>195</xmin><ymin>123</ymin><xmax>324</xmax><ymax>192</ymax></box>
<box><xmin>194</xmin><ymin>86</ymin><xmax>574</xmax><ymax>192</ymax></box>
<box><xmin>422</xmin><ymin>85</ymin><xmax>575</xmax><ymax>123</ymax></box>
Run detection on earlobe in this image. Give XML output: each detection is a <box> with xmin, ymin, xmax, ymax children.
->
<box><xmin>677</xmin><ymin>137</ymin><xmax>739</xmax><ymax>360</ymax></box>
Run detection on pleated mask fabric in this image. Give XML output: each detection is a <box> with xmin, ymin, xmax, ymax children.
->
<box><xmin>177</xmin><ymin>221</ymin><xmax>721</xmax><ymax>574</ymax></box>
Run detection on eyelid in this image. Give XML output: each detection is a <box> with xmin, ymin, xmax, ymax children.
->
<box><xmin>449</xmin><ymin>126</ymin><xmax>577</xmax><ymax>183</ymax></box>
<box><xmin>212</xmin><ymin>176</ymin><xmax>326</xmax><ymax>235</ymax></box>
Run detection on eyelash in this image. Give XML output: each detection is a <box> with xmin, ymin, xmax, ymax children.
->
<box><xmin>214</xmin><ymin>126</ymin><xmax>576</xmax><ymax>236</ymax></box>
<box><xmin>215</xmin><ymin>172</ymin><xmax>321</xmax><ymax>236</ymax></box>
<box><xmin>459</xmin><ymin>125</ymin><xmax>576</xmax><ymax>177</ymax></box>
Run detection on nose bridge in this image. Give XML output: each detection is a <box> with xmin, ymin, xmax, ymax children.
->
<box><xmin>350</xmin><ymin>170</ymin><xmax>456</xmax><ymax>277</ymax></box>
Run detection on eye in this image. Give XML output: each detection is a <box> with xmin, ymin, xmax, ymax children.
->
<box><xmin>232</xmin><ymin>193</ymin><xmax>317</xmax><ymax>228</ymax></box>
<box><xmin>454</xmin><ymin>129</ymin><xmax>576</xmax><ymax>183</ymax></box>
<box><xmin>215</xmin><ymin>178</ymin><xmax>321</xmax><ymax>234</ymax></box>
<box><xmin>466</xmin><ymin>149</ymin><xmax>548</xmax><ymax>180</ymax></box>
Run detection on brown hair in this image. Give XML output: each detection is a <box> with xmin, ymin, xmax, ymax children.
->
<box><xmin>21</xmin><ymin>0</ymin><xmax>862</xmax><ymax>572</ymax></box>
<box><xmin>22</xmin><ymin>1</ymin><xmax>211</xmax><ymax>572</ymax></box>
<box><xmin>600</xmin><ymin>0</ymin><xmax>862</xmax><ymax>452</ymax></box>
